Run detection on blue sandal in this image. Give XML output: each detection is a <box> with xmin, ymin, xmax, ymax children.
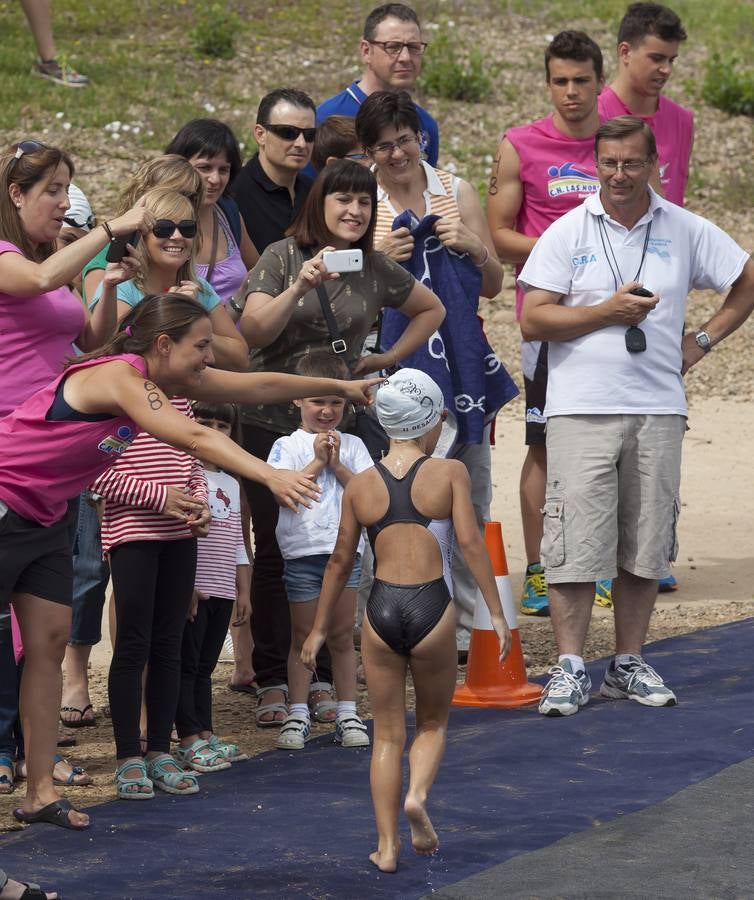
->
<box><xmin>146</xmin><ymin>754</ymin><xmax>199</xmax><ymax>795</ymax></box>
<box><xmin>115</xmin><ymin>759</ymin><xmax>154</xmax><ymax>801</ymax></box>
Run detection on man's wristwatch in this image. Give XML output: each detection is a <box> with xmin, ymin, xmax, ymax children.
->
<box><xmin>694</xmin><ymin>330</ymin><xmax>712</xmax><ymax>353</ymax></box>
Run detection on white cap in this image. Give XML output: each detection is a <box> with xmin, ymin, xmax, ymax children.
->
<box><xmin>375</xmin><ymin>368</ymin><xmax>444</xmax><ymax>439</ymax></box>
<box><xmin>63</xmin><ymin>184</ymin><xmax>93</xmax><ymax>231</ymax></box>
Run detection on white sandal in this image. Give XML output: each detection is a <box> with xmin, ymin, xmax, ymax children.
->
<box><xmin>309</xmin><ymin>681</ymin><xmax>337</xmax><ymax>723</ymax></box>
<box><xmin>255</xmin><ymin>684</ymin><xmax>288</xmax><ymax>728</ymax></box>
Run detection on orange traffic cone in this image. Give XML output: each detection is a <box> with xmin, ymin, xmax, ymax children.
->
<box><xmin>453</xmin><ymin>521</ymin><xmax>542</xmax><ymax>708</ymax></box>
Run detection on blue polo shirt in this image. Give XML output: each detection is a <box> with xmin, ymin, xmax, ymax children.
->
<box><xmin>306</xmin><ymin>80</ymin><xmax>439</xmax><ymax>178</ymax></box>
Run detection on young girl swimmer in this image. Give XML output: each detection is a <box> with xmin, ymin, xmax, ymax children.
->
<box><xmin>302</xmin><ymin>369</ymin><xmax>511</xmax><ymax>872</ymax></box>
<box><xmin>0</xmin><ymin>292</ymin><xmax>380</xmax><ymax>830</ymax></box>
<box><xmin>268</xmin><ymin>352</ymin><xmax>373</xmax><ymax>751</ymax></box>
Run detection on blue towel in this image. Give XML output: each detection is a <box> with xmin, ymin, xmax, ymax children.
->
<box><xmin>379</xmin><ymin>210</ymin><xmax>518</xmax><ymax>444</ymax></box>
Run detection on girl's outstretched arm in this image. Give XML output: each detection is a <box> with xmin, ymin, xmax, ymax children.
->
<box><xmin>301</xmin><ymin>484</ymin><xmax>362</xmax><ymax>670</ymax></box>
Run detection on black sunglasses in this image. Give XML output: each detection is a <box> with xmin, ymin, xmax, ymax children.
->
<box><xmin>63</xmin><ymin>213</ymin><xmax>97</xmax><ymax>230</ymax></box>
<box><xmin>264</xmin><ymin>123</ymin><xmax>317</xmax><ymax>143</ymax></box>
<box><xmin>152</xmin><ymin>219</ymin><xmax>197</xmax><ymax>239</ymax></box>
<box><xmin>9</xmin><ymin>140</ymin><xmax>47</xmax><ymax>175</ymax></box>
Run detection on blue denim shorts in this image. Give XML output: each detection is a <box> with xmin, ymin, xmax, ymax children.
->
<box><xmin>283</xmin><ymin>553</ymin><xmax>362</xmax><ymax>603</ymax></box>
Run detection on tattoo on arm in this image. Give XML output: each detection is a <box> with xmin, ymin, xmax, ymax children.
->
<box><xmin>488</xmin><ymin>153</ymin><xmax>501</xmax><ymax>196</ymax></box>
<box><xmin>143</xmin><ymin>380</ymin><xmax>163</xmax><ymax>411</ymax></box>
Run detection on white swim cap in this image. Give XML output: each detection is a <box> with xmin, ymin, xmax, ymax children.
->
<box><xmin>63</xmin><ymin>184</ymin><xmax>94</xmax><ymax>232</ymax></box>
<box><xmin>375</xmin><ymin>368</ymin><xmax>444</xmax><ymax>439</ymax></box>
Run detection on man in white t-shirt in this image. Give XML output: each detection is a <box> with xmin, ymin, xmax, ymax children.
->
<box><xmin>519</xmin><ymin>115</ymin><xmax>753</xmax><ymax>717</ymax></box>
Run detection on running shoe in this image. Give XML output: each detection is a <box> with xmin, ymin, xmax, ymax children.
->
<box><xmin>600</xmin><ymin>655</ymin><xmax>677</xmax><ymax>707</ymax></box>
<box><xmin>275</xmin><ymin>714</ymin><xmax>311</xmax><ymax>750</ymax></box>
<box><xmin>658</xmin><ymin>574</ymin><xmax>678</xmax><ymax>593</ymax></box>
<box><xmin>335</xmin><ymin>714</ymin><xmax>370</xmax><ymax>748</ymax></box>
<box><xmin>538</xmin><ymin>659</ymin><xmax>592</xmax><ymax>717</ymax></box>
<box><xmin>520</xmin><ymin>563</ymin><xmax>549</xmax><ymax>616</ymax></box>
<box><xmin>594</xmin><ymin>579</ymin><xmax>613</xmax><ymax>609</ymax></box>
<box><xmin>32</xmin><ymin>58</ymin><xmax>89</xmax><ymax>87</ymax></box>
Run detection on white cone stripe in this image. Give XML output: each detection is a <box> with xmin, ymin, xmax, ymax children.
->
<box><xmin>470</xmin><ymin>574</ymin><xmax>517</xmax><ymax>631</ymax></box>
<box><xmin>496</xmin><ymin>574</ymin><xmax>518</xmax><ymax>627</ymax></box>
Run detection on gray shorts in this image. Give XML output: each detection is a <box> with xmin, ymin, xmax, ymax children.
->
<box><xmin>542</xmin><ymin>414</ymin><xmax>685</xmax><ymax>583</ymax></box>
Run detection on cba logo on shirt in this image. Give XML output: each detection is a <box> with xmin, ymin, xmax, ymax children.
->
<box><xmin>98</xmin><ymin>425</ymin><xmax>135</xmax><ymax>455</ymax></box>
<box><xmin>547</xmin><ymin>162</ymin><xmax>599</xmax><ymax>198</ymax></box>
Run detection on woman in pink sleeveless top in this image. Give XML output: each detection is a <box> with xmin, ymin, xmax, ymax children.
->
<box><xmin>0</xmin><ymin>291</ymin><xmax>379</xmax><ymax>831</ymax></box>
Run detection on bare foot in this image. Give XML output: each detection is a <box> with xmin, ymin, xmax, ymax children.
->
<box><xmin>369</xmin><ymin>846</ymin><xmax>399</xmax><ymax>873</ymax></box>
<box><xmin>404</xmin><ymin>795</ymin><xmax>439</xmax><ymax>855</ymax></box>
<box><xmin>0</xmin><ymin>877</ymin><xmax>57</xmax><ymax>899</ymax></box>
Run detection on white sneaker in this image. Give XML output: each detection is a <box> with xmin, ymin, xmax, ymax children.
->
<box><xmin>538</xmin><ymin>659</ymin><xmax>592</xmax><ymax>717</ymax></box>
<box><xmin>600</xmin><ymin>656</ymin><xmax>677</xmax><ymax>707</ymax></box>
<box><xmin>335</xmin><ymin>714</ymin><xmax>370</xmax><ymax>748</ymax></box>
<box><xmin>275</xmin><ymin>714</ymin><xmax>311</xmax><ymax>750</ymax></box>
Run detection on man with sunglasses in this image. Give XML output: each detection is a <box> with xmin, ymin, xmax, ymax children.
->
<box><xmin>231</xmin><ymin>89</ymin><xmax>316</xmax><ymax>253</ymax></box>
<box><xmin>314</xmin><ymin>4</ymin><xmax>438</xmax><ymax>169</ymax></box>
<box><xmin>518</xmin><ymin>115</ymin><xmax>753</xmax><ymax>719</ymax></box>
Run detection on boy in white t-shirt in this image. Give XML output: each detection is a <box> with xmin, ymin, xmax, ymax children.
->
<box><xmin>267</xmin><ymin>352</ymin><xmax>373</xmax><ymax>751</ymax></box>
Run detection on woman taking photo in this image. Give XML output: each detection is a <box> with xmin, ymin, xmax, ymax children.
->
<box><xmin>0</xmin><ymin>291</ymin><xmax>380</xmax><ymax>830</ymax></box>
<box><xmin>355</xmin><ymin>92</ymin><xmax>518</xmax><ymax>657</ymax></box>
<box><xmin>236</xmin><ymin>159</ymin><xmax>445</xmax><ymax>728</ymax></box>
<box><xmin>166</xmin><ymin>118</ymin><xmax>259</xmax><ymax>305</ymax></box>
<box><xmin>91</xmin><ymin>187</ymin><xmax>248</xmax><ymax>371</ymax></box>
<box><xmin>302</xmin><ymin>369</ymin><xmax>511</xmax><ymax>872</ymax></box>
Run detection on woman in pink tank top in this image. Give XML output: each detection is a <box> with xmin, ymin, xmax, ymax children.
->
<box><xmin>0</xmin><ymin>291</ymin><xmax>381</xmax><ymax>832</ymax></box>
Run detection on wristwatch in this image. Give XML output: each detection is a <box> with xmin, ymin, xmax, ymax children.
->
<box><xmin>228</xmin><ymin>297</ymin><xmax>244</xmax><ymax>316</ymax></box>
<box><xmin>694</xmin><ymin>330</ymin><xmax>712</xmax><ymax>353</ymax></box>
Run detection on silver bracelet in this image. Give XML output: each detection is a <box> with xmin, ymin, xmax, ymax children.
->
<box><xmin>473</xmin><ymin>245</ymin><xmax>490</xmax><ymax>268</ymax></box>
<box><xmin>228</xmin><ymin>297</ymin><xmax>244</xmax><ymax>315</ymax></box>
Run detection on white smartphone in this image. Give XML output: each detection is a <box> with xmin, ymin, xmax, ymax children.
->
<box><xmin>322</xmin><ymin>249</ymin><xmax>363</xmax><ymax>273</ymax></box>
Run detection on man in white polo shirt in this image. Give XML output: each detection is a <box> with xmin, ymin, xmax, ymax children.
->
<box><xmin>519</xmin><ymin>115</ymin><xmax>753</xmax><ymax>717</ymax></box>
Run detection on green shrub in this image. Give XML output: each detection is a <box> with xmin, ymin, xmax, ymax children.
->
<box><xmin>420</xmin><ymin>29</ymin><xmax>492</xmax><ymax>103</ymax></box>
<box><xmin>702</xmin><ymin>54</ymin><xmax>754</xmax><ymax>118</ymax></box>
<box><xmin>188</xmin><ymin>3</ymin><xmax>241</xmax><ymax>60</ymax></box>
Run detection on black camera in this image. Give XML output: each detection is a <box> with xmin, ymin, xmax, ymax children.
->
<box><xmin>625</xmin><ymin>287</ymin><xmax>653</xmax><ymax>353</ymax></box>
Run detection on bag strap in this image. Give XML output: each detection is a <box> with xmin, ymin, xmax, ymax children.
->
<box><xmin>205</xmin><ymin>208</ymin><xmax>220</xmax><ymax>287</ymax></box>
<box><xmin>302</xmin><ymin>248</ymin><xmax>347</xmax><ymax>355</ymax></box>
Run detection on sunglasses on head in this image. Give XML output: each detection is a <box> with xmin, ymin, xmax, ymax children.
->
<box><xmin>152</xmin><ymin>219</ymin><xmax>197</xmax><ymax>239</ymax></box>
<box><xmin>9</xmin><ymin>139</ymin><xmax>47</xmax><ymax>175</ymax></box>
<box><xmin>264</xmin><ymin>123</ymin><xmax>317</xmax><ymax>143</ymax></box>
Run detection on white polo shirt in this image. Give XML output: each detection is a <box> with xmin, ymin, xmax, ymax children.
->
<box><xmin>518</xmin><ymin>189</ymin><xmax>750</xmax><ymax>417</ymax></box>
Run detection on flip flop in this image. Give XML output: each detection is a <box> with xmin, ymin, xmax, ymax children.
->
<box><xmin>13</xmin><ymin>798</ymin><xmax>89</xmax><ymax>830</ymax></box>
<box><xmin>228</xmin><ymin>680</ymin><xmax>257</xmax><ymax>694</ymax></box>
<box><xmin>59</xmin><ymin>704</ymin><xmax>97</xmax><ymax>728</ymax></box>
<box><xmin>52</xmin><ymin>754</ymin><xmax>93</xmax><ymax>787</ymax></box>
<box><xmin>57</xmin><ymin>732</ymin><xmax>77</xmax><ymax>748</ymax></box>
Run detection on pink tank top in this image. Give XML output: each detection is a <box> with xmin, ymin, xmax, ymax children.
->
<box><xmin>0</xmin><ymin>353</ymin><xmax>145</xmax><ymax>526</ymax></box>
<box><xmin>598</xmin><ymin>87</ymin><xmax>693</xmax><ymax>208</ymax></box>
<box><xmin>506</xmin><ymin>116</ymin><xmax>599</xmax><ymax>317</ymax></box>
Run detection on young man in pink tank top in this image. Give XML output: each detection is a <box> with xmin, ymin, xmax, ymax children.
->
<box><xmin>487</xmin><ymin>31</ymin><xmax>604</xmax><ymax>617</ymax></box>
<box><xmin>598</xmin><ymin>2</ymin><xmax>693</xmax><ymax>207</ymax></box>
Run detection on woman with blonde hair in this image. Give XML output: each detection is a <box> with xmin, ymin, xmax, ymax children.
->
<box><xmin>91</xmin><ymin>187</ymin><xmax>248</xmax><ymax>371</ymax></box>
<box><xmin>81</xmin><ymin>155</ymin><xmax>203</xmax><ymax>303</ymax></box>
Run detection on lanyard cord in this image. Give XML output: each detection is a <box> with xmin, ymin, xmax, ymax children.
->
<box><xmin>597</xmin><ymin>215</ymin><xmax>653</xmax><ymax>292</ymax></box>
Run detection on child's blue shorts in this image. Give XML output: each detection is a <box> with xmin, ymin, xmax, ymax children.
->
<box><xmin>283</xmin><ymin>552</ymin><xmax>362</xmax><ymax>603</ymax></box>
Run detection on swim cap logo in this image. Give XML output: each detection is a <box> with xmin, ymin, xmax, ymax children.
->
<box><xmin>547</xmin><ymin>162</ymin><xmax>599</xmax><ymax>198</ymax></box>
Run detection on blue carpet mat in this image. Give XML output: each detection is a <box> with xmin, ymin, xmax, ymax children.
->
<box><xmin>2</xmin><ymin>618</ymin><xmax>754</xmax><ymax>899</ymax></box>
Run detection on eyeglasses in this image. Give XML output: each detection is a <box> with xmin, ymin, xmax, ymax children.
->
<box><xmin>597</xmin><ymin>158</ymin><xmax>651</xmax><ymax>174</ymax></box>
<box><xmin>152</xmin><ymin>219</ymin><xmax>197</xmax><ymax>239</ymax></box>
<box><xmin>344</xmin><ymin>151</ymin><xmax>369</xmax><ymax>161</ymax></box>
<box><xmin>63</xmin><ymin>213</ymin><xmax>97</xmax><ymax>230</ymax></box>
<box><xmin>9</xmin><ymin>140</ymin><xmax>46</xmax><ymax>175</ymax></box>
<box><xmin>368</xmin><ymin>40</ymin><xmax>428</xmax><ymax>57</ymax></box>
<box><xmin>263</xmin><ymin>123</ymin><xmax>317</xmax><ymax>143</ymax></box>
<box><xmin>369</xmin><ymin>134</ymin><xmax>420</xmax><ymax>158</ymax></box>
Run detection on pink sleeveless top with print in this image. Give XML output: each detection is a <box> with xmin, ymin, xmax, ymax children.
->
<box><xmin>0</xmin><ymin>353</ymin><xmax>145</xmax><ymax>526</ymax></box>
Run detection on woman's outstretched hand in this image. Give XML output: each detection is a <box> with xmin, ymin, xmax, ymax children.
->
<box><xmin>341</xmin><ymin>376</ymin><xmax>385</xmax><ymax>406</ymax></box>
<box><xmin>266</xmin><ymin>468</ymin><xmax>321</xmax><ymax>511</ymax></box>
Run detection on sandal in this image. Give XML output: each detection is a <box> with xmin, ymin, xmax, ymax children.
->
<box><xmin>13</xmin><ymin>798</ymin><xmax>89</xmax><ymax>830</ymax></box>
<box><xmin>59</xmin><ymin>703</ymin><xmax>97</xmax><ymax>728</ymax></box>
<box><xmin>275</xmin><ymin>714</ymin><xmax>311</xmax><ymax>750</ymax></box>
<box><xmin>255</xmin><ymin>684</ymin><xmax>288</xmax><ymax>728</ymax></box>
<box><xmin>145</xmin><ymin>754</ymin><xmax>199</xmax><ymax>795</ymax></box>
<box><xmin>174</xmin><ymin>739</ymin><xmax>231</xmax><ymax>773</ymax></box>
<box><xmin>207</xmin><ymin>734</ymin><xmax>249</xmax><ymax>762</ymax></box>
<box><xmin>52</xmin><ymin>754</ymin><xmax>93</xmax><ymax>787</ymax></box>
<box><xmin>4</xmin><ymin>880</ymin><xmax>55</xmax><ymax>899</ymax></box>
<box><xmin>309</xmin><ymin>681</ymin><xmax>337</xmax><ymax>723</ymax></box>
<box><xmin>115</xmin><ymin>759</ymin><xmax>154</xmax><ymax>801</ymax></box>
<box><xmin>0</xmin><ymin>755</ymin><xmax>15</xmax><ymax>794</ymax></box>
<box><xmin>228</xmin><ymin>679</ymin><xmax>257</xmax><ymax>695</ymax></box>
